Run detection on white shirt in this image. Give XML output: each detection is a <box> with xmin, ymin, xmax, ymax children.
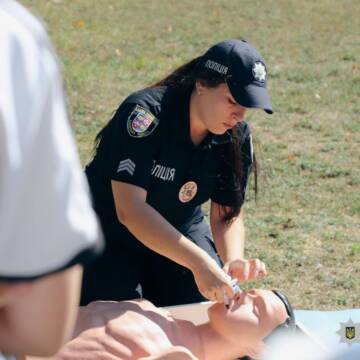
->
<box><xmin>0</xmin><ymin>0</ymin><xmax>102</xmax><ymax>280</ymax></box>
<box><xmin>0</xmin><ymin>353</ymin><xmax>15</xmax><ymax>360</ymax></box>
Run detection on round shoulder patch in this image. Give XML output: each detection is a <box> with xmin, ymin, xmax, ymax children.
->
<box><xmin>127</xmin><ymin>105</ymin><xmax>160</xmax><ymax>138</ymax></box>
<box><xmin>178</xmin><ymin>181</ymin><xmax>198</xmax><ymax>203</ymax></box>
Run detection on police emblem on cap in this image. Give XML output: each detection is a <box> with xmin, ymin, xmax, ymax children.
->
<box><xmin>127</xmin><ymin>105</ymin><xmax>159</xmax><ymax>138</ymax></box>
<box><xmin>179</xmin><ymin>181</ymin><xmax>198</xmax><ymax>203</ymax></box>
<box><xmin>252</xmin><ymin>61</ymin><xmax>267</xmax><ymax>82</ymax></box>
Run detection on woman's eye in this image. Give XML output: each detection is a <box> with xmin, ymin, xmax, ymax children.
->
<box><xmin>228</xmin><ymin>98</ymin><xmax>236</xmax><ymax>105</ymax></box>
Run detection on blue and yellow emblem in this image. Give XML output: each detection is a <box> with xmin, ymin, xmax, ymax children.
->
<box><xmin>336</xmin><ymin>318</ymin><xmax>360</xmax><ymax>346</ymax></box>
<box><xmin>346</xmin><ymin>326</ymin><xmax>355</xmax><ymax>340</ymax></box>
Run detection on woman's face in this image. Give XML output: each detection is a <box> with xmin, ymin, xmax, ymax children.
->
<box><xmin>195</xmin><ymin>82</ymin><xmax>248</xmax><ymax>134</ymax></box>
<box><xmin>207</xmin><ymin>289</ymin><xmax>288</xmax><ymax>344</ymax></box>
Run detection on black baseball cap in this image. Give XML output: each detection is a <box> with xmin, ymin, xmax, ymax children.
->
<box><xmin>198</xmin><ymin>39</ymin><xmax>273</xmax><ymax>114</ymax></box>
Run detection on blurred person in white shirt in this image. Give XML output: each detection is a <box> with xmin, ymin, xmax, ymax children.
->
<box><xmin>0</xmin><ymin>1</ymin><xmax>103</xmax><ymax>359</ymax></box>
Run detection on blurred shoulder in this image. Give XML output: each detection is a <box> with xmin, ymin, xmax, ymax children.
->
<box><xmin>0</xmin><ymin>0</ymin><xmax>53</xmax><ymax>53</ymax></box>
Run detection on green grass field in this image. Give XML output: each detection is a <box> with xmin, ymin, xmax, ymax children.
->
<box><xmin>22</xmin><ymin>0</ymin><xmax>359</xmax><ymax>309</ymax></box>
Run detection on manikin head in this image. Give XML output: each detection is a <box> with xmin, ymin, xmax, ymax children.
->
<box><xmin>207</xmin><ymin>289</ymin><xmax>295</xmax><ymax>359</ymax></box>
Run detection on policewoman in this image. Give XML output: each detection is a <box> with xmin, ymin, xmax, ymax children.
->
<box><xmin>81</xmin><ymin>39</ymin><xmax>271</xmax><ymax>307</ymax></box>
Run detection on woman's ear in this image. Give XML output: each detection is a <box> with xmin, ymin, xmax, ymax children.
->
<box><xmin>195</xmin><ymin>79</ymin><xmax>207</xmax><ymax>95</ymax></box>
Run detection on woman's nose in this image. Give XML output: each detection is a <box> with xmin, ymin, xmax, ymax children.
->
<box><xmin>232</xmin><ymin>107</ymin><xmax>247</xmax><ymax>123</ymax></box>
<box><xmin>232</xmin><ymin>112</ymin><xmax>245</xmax><ymax>123</ymax></box>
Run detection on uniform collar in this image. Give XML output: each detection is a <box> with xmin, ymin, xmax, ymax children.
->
<box><xmin>169</xmin><ymin>86</ymin><xmax>194</xmax><ymax>148</ymax></box>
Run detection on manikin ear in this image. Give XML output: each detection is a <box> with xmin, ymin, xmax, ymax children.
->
<box><xmin>245</xmin><ymin>340</ymin><xmax>266</xmax><ymax>360</ymax></box>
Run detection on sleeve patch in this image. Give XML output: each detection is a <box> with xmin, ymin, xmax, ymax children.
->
<box><xmin>117</xmin><ymin>158</ymin><xmax>136</xmax><ymax>175</ymax></box>
<box><xmin>126</xmin><ymin>105</ymin><xmax>159</xmax><ymax>138</ymax></box>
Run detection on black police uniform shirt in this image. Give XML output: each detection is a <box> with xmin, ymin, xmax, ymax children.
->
<box><xmin>86</xmin><ymin>86</ymin><xmax>253</xmax><ymax>253</ymax></box>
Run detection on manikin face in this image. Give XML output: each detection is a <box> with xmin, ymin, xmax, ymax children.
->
<box><xmin>195</xmin><ymin>82</ymin><xmax>248</xmax><ymax>135</ymax></box>
<box><xmin>208</xmin><ymin>289</ymin><xmax>288</xmax><ymax>346</ymax></box>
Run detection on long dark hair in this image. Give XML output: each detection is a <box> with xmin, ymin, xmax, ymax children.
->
<box><xmin>151</xmin><ymin>57</ymin><xmax>258</xmax><ymax>222</ymax></box>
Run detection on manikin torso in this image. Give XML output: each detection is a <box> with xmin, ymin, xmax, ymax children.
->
<box><xmin>53</xmin><ymin>299</ymin><xmax>204</xmax><ymax>360</ymax></box>
<box><xmin>30</xmin><ymin>290</ymin><xmax>287</xmax><ymax>360</ymax></box>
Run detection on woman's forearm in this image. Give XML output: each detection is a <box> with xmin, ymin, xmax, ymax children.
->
<box><xmin>112</xmin><ymin>182</ymin><xmax>212</xmax><ymax>272</ymax></box>
<box><xmin>210</xmin><ymin>202</ymin><xmax>245</xmax><ymax>263</ymax></box>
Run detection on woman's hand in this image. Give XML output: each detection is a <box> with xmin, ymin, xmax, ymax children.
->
<box><xmin>223</xmin><ymin>258</ymin><xmax>267</xmax><ymax>282</ymax></box>
<box><xmin>192</xmin><ymin>258</ymin><xmax>235</xmax><ymax>303</ymax></box>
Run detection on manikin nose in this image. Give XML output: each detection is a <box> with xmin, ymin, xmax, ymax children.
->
<box><xmin>246</xmin><ymin>290</ymin><xmax>259</xmax><ymax>301</ymax></box>
<box><xmin>241</xmin><ymin>292</ymin><xmax>255</xmax><ymax>305</ymax></box>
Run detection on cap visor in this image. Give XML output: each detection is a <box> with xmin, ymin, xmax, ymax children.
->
<box><xmin>228</xmin><ymin>81</ymin><xmax>273</xmax><ymax>114</ymax></box>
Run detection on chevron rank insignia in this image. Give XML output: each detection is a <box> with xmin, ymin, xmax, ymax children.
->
<box><xmin>127</xmin><ymin>105</ymin><xmax>159</xmax><ymax>138</ymax></box>
<box><xmin>117</xmin><ymin>158</ymin><xmax>136</xmax><ymax>175</ymax></box>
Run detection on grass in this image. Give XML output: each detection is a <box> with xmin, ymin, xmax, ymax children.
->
<box><xmin>22</xmin><ymin>0</ymin><xmax>360</xmax><ymax>310</ymax></box>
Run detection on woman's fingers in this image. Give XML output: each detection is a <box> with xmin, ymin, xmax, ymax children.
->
<box><xmin>202</xmin><ymin>282</ymin><xmax>234</xmax><ymax>303</ymax></box>
<box><xmin>214</xmin><ymin>284</ymin><xmax>234</xmax><ymax>303</ymax></box>
<box><xmin>248</xmin><ymin>258</ymin><xmax>267</xmax><ymax>280</ymax></box>
<box><xmin>224</xmin><ymin>258</ymin><xmax>267</xmax><ymax>282</ymax></box>
<box><xmin>226</xmin><ymin>259</ymin><xmax>249</xmax><ymax>281</ymax></box>
<box><xmin>241</xmin><ymin>261</ymin><xmax>250</xmax><ymax>281</ymax></box>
